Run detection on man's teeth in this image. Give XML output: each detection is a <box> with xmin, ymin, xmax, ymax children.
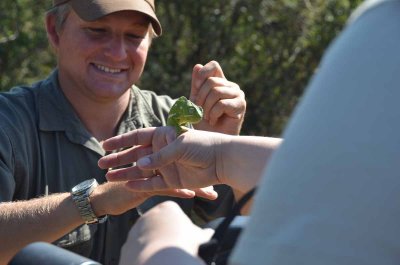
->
<box><xmin>95</xmin><ymin>64</ymin><xmax>122</xmax><ymax>73</ymax></box>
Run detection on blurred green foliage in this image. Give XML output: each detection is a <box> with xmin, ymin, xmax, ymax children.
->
<box><xmin>0</xmin><ymin>0</ymin><xmax>362</xmax><ymax>136</ymax></box>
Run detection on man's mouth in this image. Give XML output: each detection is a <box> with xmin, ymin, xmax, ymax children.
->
<box><xmin>94</xmin><ymin>63</ymin><xmax>124</xmax><ymax>74</ymax></box>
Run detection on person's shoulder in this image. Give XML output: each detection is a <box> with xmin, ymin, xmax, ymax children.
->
<box><xmin>0</xmin><ymin>82</ymin><xmax>41</xmax><ymax>114</ymax></box>
<box><xmin>0</xmin><ymin>72</ymin><xmax>56</xmax><ymax>110</ymax></box>
<box><xmin>0</xmin><ymin>80</ymin><xmax>47</xmax><ymax>134</ymax></box>
<box><xmin>348</xmin><ymin>0</ymin><xmax>400</xmax><ymax>24</ymax></box>
<box><xmin>0</xmin><ymin>86</ymin><xmax>34</xmax><ymax>115</ymax></box>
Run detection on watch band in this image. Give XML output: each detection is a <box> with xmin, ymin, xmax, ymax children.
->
<box><xmin>71</xmin><ymin>179</ymin><xmax>107</xmax><ymax>224</ymax></box>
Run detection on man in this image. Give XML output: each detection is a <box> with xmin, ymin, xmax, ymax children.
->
<box><xmin>0</xmin><ymin>0</ymin><xmax>246</xmax><ymax>264</ymax></box>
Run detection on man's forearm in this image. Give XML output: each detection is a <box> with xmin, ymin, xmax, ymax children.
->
<box><xmin>0</xmin><ymin>193</ymin><xmax>82</xmax><ymax>264</ymax></box>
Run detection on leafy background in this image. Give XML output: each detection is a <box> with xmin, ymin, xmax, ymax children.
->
<box><xmin>0</xmin><ymin>0</ymin><xmax>362</xmax><ymax>136</ymax></box>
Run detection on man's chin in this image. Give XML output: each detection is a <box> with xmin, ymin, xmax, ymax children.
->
<box><xmin>88</xmin><ymin>84</ymin><xmax>131</xmax><ymax>99</ymax></box>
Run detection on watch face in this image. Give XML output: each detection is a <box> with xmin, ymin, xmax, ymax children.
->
<box><xmin>72</xmin><ymin>178</ymin><xmax>96</xmax><ymax>193</ymax></box>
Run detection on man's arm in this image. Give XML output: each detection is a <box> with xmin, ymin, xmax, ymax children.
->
<box><xmin>0</xmin><ymin>177</ymin><xmax>209</xmax><ymax>264</ymax></box>
<box><xmin>0</xmin><ymin>193</ymin><xmax>82</xmax><ymax>264</ymax></box>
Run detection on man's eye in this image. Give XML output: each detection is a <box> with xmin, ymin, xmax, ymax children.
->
<box><xmin>127</xmin><ymin>33</ymin><xmax>145</xmax><ymax>39</ymax></box>
<box><xmin>87</xmin><ymin>28</ymin><xmax>106</xmax><ymax>33</ymax></box>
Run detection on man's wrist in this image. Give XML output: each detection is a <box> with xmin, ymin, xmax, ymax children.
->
<box><xmin>89</xmin><ymin>182</ymin><xmax>108</xmax><ymax>217</ymax></box>
<box><xmin>71</xmin><ymin>179</ymin><xmax>107</xmax><ymax>224</ymax></box>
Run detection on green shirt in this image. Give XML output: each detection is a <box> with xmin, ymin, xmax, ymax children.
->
<box><xmin>0</xmin><ymin>70</ymin><xmax>234</xmax><ymax>264</ymax></box>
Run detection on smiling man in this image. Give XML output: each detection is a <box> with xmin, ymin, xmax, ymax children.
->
<box><xmin>0</xmin><ymin>0</ymin><xmax>246</xmax><ymax>264</ymax></box>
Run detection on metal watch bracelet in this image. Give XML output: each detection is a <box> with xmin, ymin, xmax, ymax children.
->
<box><xmin>71</xmin><ymin>178</ymin><xmax>107</xmax><ymax>224</ymax></box>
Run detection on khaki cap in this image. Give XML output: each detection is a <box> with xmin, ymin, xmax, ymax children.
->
<box><xmin>53</xmin><ymin>0</ymin><xmax>162</xmax><ymax>36</ymax></box>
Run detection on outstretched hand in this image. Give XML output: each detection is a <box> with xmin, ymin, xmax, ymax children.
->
<box><xmin>92</xmin><ymin>181</ymin><xmax>206</xmax><ymax>217</ymax></box>
<box><xmin>98</xmin><ymin>127</ymin><xmax>229</xmax><ymax>194</ymax></box>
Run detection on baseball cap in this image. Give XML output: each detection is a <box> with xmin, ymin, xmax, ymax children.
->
<box><xmin>52</xmin><ymin>0</ymin><xmax>162</xmax><ymax>36</ymax></box>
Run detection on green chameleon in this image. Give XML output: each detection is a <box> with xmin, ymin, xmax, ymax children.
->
<box><xmin>167</xmin><ymin>96</ymin><xmax>203</xmax><ymax>135</ymax></box>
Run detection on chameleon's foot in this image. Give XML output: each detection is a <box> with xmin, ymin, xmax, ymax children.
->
<box><xmin>176</xmin><ymin>126</ymin><xmax>190</xmax><ymax>135</ymax></box>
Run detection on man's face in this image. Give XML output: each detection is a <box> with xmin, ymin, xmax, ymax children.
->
<box><xmin>55</xmin><ymin>10</ymin><xmax>151</xmax><ymax>102</ymax></box>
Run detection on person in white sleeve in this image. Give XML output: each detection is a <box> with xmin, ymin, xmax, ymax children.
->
<box><xmin>99</xmin><ymin>0</ymin><xmax>400</xmax><ymax>264</ymax></box>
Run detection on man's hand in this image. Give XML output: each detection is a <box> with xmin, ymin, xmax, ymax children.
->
<box><xmin>90</xmin><ymin>181</ymin><xmax>204</xmax><ymax>217</ymax></box>
<box><xmin>190</xmin><ymin>61</ymin><xmax>246</xmax><ymax>135</ymax></box>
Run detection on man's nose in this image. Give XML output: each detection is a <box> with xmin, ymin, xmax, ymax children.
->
<box><xmin>104</xmin><ymin>36</ymin><xmax>128</xmax><ymax>60</ymax></box>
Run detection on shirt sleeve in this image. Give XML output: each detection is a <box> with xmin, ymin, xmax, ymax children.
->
<box><xmin>0</xmin><ymin>125</ymin><xmax>16</xmax><ymax>202</ymax></box>
<box><xmin>231</xmin><ymin>1</ymin><xmax>400</xmax><ymax>264</ymax></box>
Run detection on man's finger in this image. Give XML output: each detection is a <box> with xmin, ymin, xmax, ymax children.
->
<box><xmin>198</xmin><ymin>85</ymin><xmax>230</xmax><ymax>119</ymax></box>
<box><xmin>98</xmin><ymin>145</ymin><xmax>152</xmax><ymax>169</ymax></box>
<box><xmin>199</xmin><ymin>61</ymin><xmax>225</xmax><ymax>79</ymax></box>
<box><xmin>126</xmin><ymin>176</ymin><xmax>168</xmax><ymax>190</ymax></box>
<box><xmin>193</xmin><ymin>187</ymin><xmax>218</xmax><ymax>200</ymax></box>
<box><xmin>191</xmin><ymin>61</ymin><xmax>226</xmax><ymax>103</ymax></box>
<box><xmin>102</xmin><ymin>127</ymin><xmax>157</xmax><ymax>151</ymax></box>
<box><xmin>190</xmin><ymin>64</ymin><xmax>203</xmax><ymax>102</ymax></box>
<box><xmin>154</xmin><ymin>189</ymin><xmax>196</xmax><ymax>198</ymax></box>
<box><xmin>105</xmin><ymin>166</ymin><xmax>154</xmax><ymax>182</ymax></box>
<box><xmin>126</xmin><ymin>178</ymin><xmax>217</xmax><ymax>200</ymax></box>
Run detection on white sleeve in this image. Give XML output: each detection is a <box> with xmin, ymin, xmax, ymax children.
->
<box><xmin>230</xmin><ymin>1</ymin><xmax>400</xmax><ymax>264</ymax></box>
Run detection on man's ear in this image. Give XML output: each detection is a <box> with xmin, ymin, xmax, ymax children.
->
<box><xmin>45</xmin><ymin>14</ymin><xmax>60</xmax><ymax>52</ymax></box>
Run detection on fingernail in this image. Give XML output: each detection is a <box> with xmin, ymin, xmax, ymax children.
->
<box><xmin>137</xmin><ymin>157</ymin><xmax>151</xmax><ymax>168</ymax></box>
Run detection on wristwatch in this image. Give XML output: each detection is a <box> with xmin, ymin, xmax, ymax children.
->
<box><xmin>71</xmin><ymin>178</ymin><xmax>107</xmax><ymax>224</ymax></box>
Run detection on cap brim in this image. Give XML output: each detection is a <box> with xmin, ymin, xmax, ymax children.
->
<box><xmin>68</xmin><ymin>0</ymin><xmax>162</xmax><ymax>36</ymax></box>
